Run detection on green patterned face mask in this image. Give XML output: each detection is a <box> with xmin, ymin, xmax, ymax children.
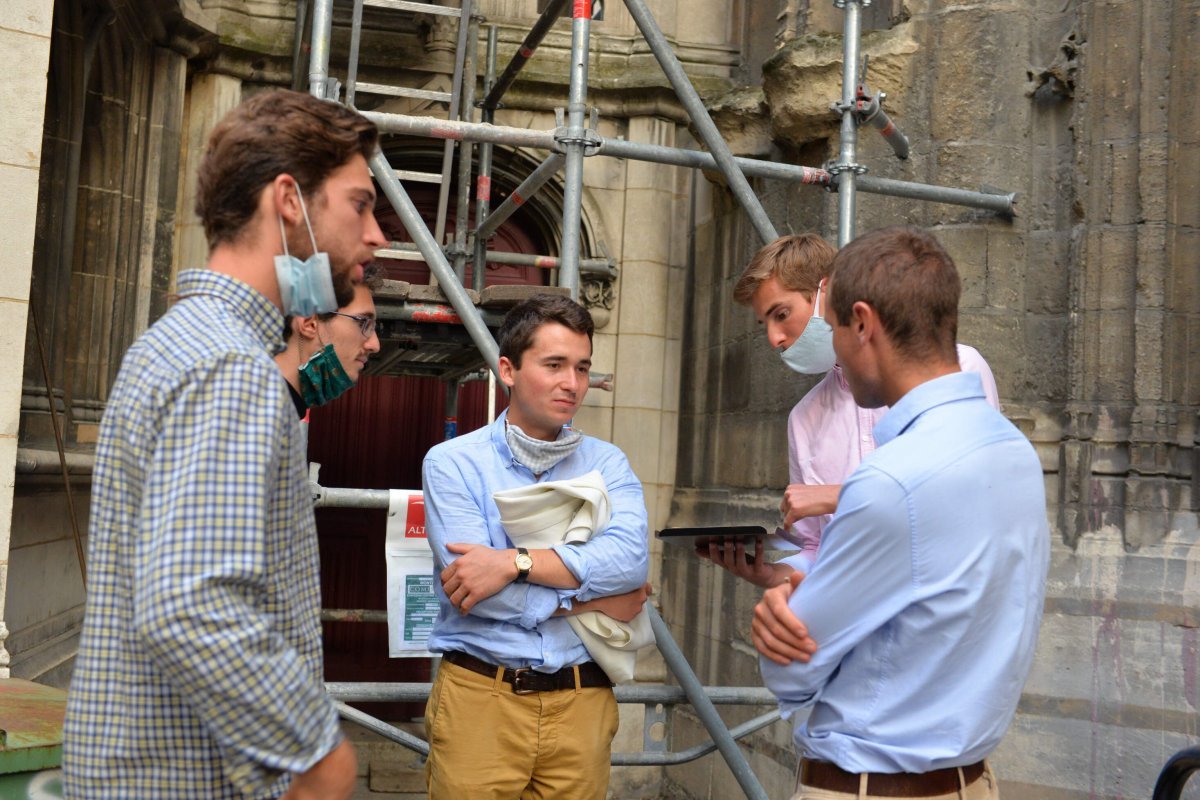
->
<box><xmin>298</xmin><ymin>343</ymin><xmax>353</xmax><ymax>407</ymax></box>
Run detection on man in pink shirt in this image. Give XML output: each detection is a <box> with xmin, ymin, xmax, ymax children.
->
<box><xmin>699</xmin><ymin>234</ymin><xmax>1000</xmax><ymax>586</ymax></box>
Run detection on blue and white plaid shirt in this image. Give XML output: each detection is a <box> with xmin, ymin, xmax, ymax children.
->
<box><xmin>63</xmin><ymin>270</ymin><xmax>342</xmax><ymax>799</ymax></box>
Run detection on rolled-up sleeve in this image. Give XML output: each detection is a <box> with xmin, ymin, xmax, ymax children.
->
<box><xmin>550</xmin><ymin>449</ymin><xmax>649</xmax><ymax>602</ymax></box>
<box><xmin>423</xmin><ymin>453</ymin><xmax>563</xmax><ymax>627</ymax></box>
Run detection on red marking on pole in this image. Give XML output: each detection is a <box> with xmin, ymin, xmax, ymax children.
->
<box><xmin>573</xmin><ymin>0</ymin><xmax>592</xmax><ymax>19</ymax></box>
<box><xmin>880</xmin><ymin>121</ymin><xmax>895</xmax><ymax>136</ymax></box>
<box><xmin>512</xmin><ymin>191</ymin><xmax>526</xmax><ymax>206</ymax></box>
<box><xmin>431</xmin><ymin>126</ymin><xmax>464</xmax><ymax>140</ymax></box>
<box><xmin>476</xmin><ymin>175</ymin><xmax>492</xmax><ymax>201</ymax></box>
<box><xmin>412</xmin><ymin>308</ymin><xmax>463</xmax><ymax>324</ymax></box>
<box><xmin>534</xmin><ymin>256</ymin><xmax>557</xmax><ymax>268</ymax></box>
<box><xmin>520</xmin><ymin>46</ymin><xmax>536</xmax><ymax>58</ymax></box>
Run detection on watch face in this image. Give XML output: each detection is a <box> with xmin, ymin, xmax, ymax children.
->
<box><xmin>516</xmin><ymin>553</ymin><xmax>534</xmax><ymax>571</ymax></box>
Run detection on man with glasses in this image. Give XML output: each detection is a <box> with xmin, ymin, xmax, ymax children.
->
<box><xmin>275</xmin><ymin>263</ymin><xmax>383</xmax><ymax>416</ymax></box>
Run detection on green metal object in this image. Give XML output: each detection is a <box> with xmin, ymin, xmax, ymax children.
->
<box><xmin>0</xmin><ymin>679</ymin><xmax>66</xmax><ymax>776</ymax></box>
<box><xmin>0</xmin><ymin>769</ymin><xmax>64</xmax><ymax>799</ymax></box>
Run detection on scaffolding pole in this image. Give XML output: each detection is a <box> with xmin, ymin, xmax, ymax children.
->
<box><xmin>435</xmin><ymin>0</ymin><xmax>475</xmax><ymax>246</ymax></box>
<box><xmin>371</xmin><ymin>149</ymin><xmax>501</xmax><ymax>376</ymax></box>
<box><xmin>557</xmin><ymin>0</ymin><xmax>593</xmax><ymax>299</ymax></box>
<box><xmin>473</xmin><ymin>26</ymin><xmax>500</xmax><ymax>293</ymax></box>
<box><xmin>360</xmin><ymin>111</ymin><xmax>1016</xmax><ymax>216</ymax></box>
<box><xmin>622</xmin><ymin>0</ymin><xmax>778</xmax><ymax>246</ymax></box>
<box><xmin>475</xmin><ymin>153</ymin><xmax>565</xmax><ymax>241</ymax></box>
<box><xmin>833</xmin><ymin>0</ymin><xmax>865</xmax><ymax>247</ymax></box>
<box><xmin>381</xmin><ymin>241</ymin><xmax>616</xmax><ymax>278</ymax></box>
<box><xmin>453</xmin><ymin>14</ymin><xmax>480</xmax><ymax>285</ymax></box>
<box><xmin>307</xmin><ymin>0</ymin><xmax>335</xmax><ymax>98</ymax></box>
<box><xmin>482</xmin><ymin>0</ymin><xmax>570</xmax><ymax>111</ymax></box>
<box><xmin>648</xmin><ymin>605</ymin><xmax>770</xmax><ymax>800</ymax></box>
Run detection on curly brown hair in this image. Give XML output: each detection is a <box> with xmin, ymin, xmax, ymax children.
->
<box><xmin>196</xmin><ymin>89</ymin><xmax>378</xmax><ymax>250</ymax></box>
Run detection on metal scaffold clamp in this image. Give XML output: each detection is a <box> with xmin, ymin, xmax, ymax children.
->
<box><xmin>553</xmin><ymin>107</ymin><xmax>603</xmax><ymax>156</ymax></box>
<box><xmin>852</xmin><ymin>57</ymin><xmax>910</xmax><ymax>160</ymax></box>
<box><xmin>833</xmin><ymin>0</ymin><xmax>872</xmax><ymax>7</ymax></box>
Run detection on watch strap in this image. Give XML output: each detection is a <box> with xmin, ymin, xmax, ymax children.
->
<box><xmin>514</xmin><ymin>546</ymin><xmax>532</xmax><ymax>583</ymax></box>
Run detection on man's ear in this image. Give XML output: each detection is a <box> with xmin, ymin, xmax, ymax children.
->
<box><xmin>498</xmin><ymin>356</ymin><xmax>517</xmax><ymax>390</ymax></box>
<box><xmin>271</xmin><ymin>174</ymin><xmax>303</xmax><ymax>227</ymax></box>
<box><xmin>850</xmin><ymin>301</ymin><xmax>876</xmax><ymax>342</ymax></box>
<box><xmin>293</xmin><ymin>314</ymin><xmax>320</xmax><ymax>342</ymax></box>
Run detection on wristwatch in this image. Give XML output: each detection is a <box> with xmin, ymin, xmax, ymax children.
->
<box><xmin>514</xmin><ymin>547</ymin><xmax>533</xmax><ymax>583</ymax></box>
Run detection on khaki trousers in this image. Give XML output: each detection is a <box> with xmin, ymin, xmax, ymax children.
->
<box><xmin>424</xmin><ymin>660</ymin><xmax>619</xmax><ymax>800</ymax></box>
<box><xmin>791</xmin><ymin>761</ymin><xmax>1000</xmax><ymax>800</ymax></box>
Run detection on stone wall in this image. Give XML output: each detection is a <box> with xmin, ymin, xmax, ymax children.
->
<box><xmin>7</xmin><ymin>0</ymin><xmax>194</xmax><ymax>686</ymax></box>
<box><xmin>0</xmin><ymin>0</ymin><xmax>55</xmax><ymax>679</ymax></box>
<box><xmin>663</xmin><ymin>1</ymin><xmax>1200</xmax><ymax>798</ymax></box>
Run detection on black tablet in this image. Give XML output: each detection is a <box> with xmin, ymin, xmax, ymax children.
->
<box><xmin>657</xmin><ymin>525</ymin><xmax>768</xmax><ymax>551</ymax></box>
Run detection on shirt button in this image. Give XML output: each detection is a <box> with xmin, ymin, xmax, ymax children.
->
<box><xmin>861</xmin><ymin>435</ymin><xmax>870</xmax><ymax>442</ymax></box>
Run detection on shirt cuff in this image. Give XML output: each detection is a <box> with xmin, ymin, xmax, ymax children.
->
<box><xmin>550</xmin><ymin>542</ymin><xmax>591</xmax><ymax>595</ymax></box>
<box><xmin>520</xmin><ymin>584</ymin><xmax>562</xmax><ymax>629</ymax></box>
<box><xmin>780</xmin><ymin>552</ymin><xmax>816</xmax><ymax>576</ymax></box>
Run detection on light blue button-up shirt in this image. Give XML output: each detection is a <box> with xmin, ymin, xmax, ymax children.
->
<box><xmin>422</xmin><ymin>411</ymin><xmax>649</xmax><ymax>671</ymax></box>
<box><xmin>761</xmin><ymin>371</ymin><xmax>1049</xmax><ymax>773</ymax></box>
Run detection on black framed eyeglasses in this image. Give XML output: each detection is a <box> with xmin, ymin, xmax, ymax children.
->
<box><xmin>330</xmin><ymin>312</ymin><xmax>377</xmax><ymax>338</ymax></box>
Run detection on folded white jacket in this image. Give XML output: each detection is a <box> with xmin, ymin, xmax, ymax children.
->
<box><xmin>492</xmin><ymin>470</ymin><xmax>654</xmax><ymax>683</ymax></box>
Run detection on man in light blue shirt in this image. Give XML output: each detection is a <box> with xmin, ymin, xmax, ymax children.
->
<box><xmin>753</xmin><ymin>226</ymin><xmax>1049</xmax><ymax>799</ymax></box>
<box><xmin>422</xmin><ymin>294</ymin><xmax>651</xmax><ymax>799</ymax></box>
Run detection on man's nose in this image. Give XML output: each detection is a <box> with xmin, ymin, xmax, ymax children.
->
<box><xmin>364</xmin><ymin>212</ymin><xmax>386</xmax><ymax>248</ymax></box>
<box><xmin>767</xmin><ymin>321</ymin><xmax>788</xmax><ymax>350</ymax></box>
<box><xmin>364</xmin><ymin>331</ymin><xmax>381</xmax><ymax>354</ymax></box>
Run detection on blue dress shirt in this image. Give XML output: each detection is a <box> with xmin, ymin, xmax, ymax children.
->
<box><xmin>422</xmin><ymin>411</ymin><xmax>649</xmax><ymax>671</ymax></box>
<box><xmin>761</xmin><ymin>371</ymin><xmax>1049</xmax><ymax>773</ymax></box>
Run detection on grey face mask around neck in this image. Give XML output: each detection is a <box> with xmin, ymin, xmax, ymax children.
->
<box><xmin>505</xmin><ymin>422</ymin><xmax>585</xmax><ymax>475</ymax></box>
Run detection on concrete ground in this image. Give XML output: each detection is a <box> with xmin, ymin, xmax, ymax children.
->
<box><xmin>343</xmin><ymin>719</ymin><xmax>428</xmax><ymax>799</ymax></box>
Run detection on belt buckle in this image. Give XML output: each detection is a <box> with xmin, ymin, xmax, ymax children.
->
<box><xmin>510</xmin><ymin>668</ymin><xmax>538</xmax><ymax>695</ymax></box>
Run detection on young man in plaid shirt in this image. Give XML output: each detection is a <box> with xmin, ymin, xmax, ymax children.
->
<box><xmin>63</xmin><ymin>89</ymin><xmax>385</xmax><ymax>799</ymax></box>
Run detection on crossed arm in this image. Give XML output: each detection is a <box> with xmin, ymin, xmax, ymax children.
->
<box><xmin>440</xmin><ymin>542</ymin><xmax>651</xmax><ymax>621</ymax></box>
<box><xmin>423</xmin><ymin>451</ymin><xmax>650</xmax><ymax>628</ymax></box>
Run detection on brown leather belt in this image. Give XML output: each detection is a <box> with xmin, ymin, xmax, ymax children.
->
<box><xmin>800</xmin><ymin>759</ymin><xmax>986</xmax><ymax>797</ymax></box>
<box><xmin>443</xmin><ymin>651</ymin><xmax>612</xmax><ymax>694</ymax></box>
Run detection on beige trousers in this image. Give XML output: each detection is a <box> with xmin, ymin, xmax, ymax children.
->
<box><xmin>424</xmin><ymin>660</ymin><xmax>619</xmax><ymax>800</ymax></box>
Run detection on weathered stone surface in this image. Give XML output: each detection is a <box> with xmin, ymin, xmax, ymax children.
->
<box><xmin>761</xmin><ymin>27</ymin><xmax>918</xmax><ymax>150</ymax></box>
<box><xmin>704</xmin><ymin>86</ymin><xmax>773</xmax><ymax>159</ymax></box>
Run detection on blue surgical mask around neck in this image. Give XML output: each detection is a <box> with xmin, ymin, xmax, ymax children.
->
<box><xmin>778</xmin><ymin>282</ymin><xmax>837</xmax><ymax>375</ymax></box>
<box><xmin>274</xmin><ymin>185</ymin><xmax>337</xmax><ymax>317</ymax></box>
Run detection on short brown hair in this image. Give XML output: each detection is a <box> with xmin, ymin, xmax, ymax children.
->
<box><xmin>827</xmin><ymin>226</ymin><xmax>960</xmax><ymax>363</ymax></box>
<box><xmin>733</xmin><ymin>234</ymin><xmax>837</xmax><ymax>305</ymax></box>
<box><xmin>196</xmin><ymin>89</ymin><xmax>379</xmax><ymax>250</ymax></box>
<box><xmin>499</xmin><ymin>294</ymin><xmax>594</xmax><ymax>368</ymax></box>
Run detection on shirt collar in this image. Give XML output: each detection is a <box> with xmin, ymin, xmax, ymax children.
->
<box><xmin>872</xmin><ymin>371</ymin><xmax>986</xmax><ymax>447</ymax></box>
<box><xmin>490</xmin><ymin>408</ymin><xmax>517</xmax><ymax>466</ymax></box>
<box><xmin>175</xmin><ymin>269</ymin><xmax>286</xmax><ymax>355</ymax></box>
<box><xmin>832</xmin><ymin>363</ymin><xmax>849</xmax><ymax>390</ymax></box>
